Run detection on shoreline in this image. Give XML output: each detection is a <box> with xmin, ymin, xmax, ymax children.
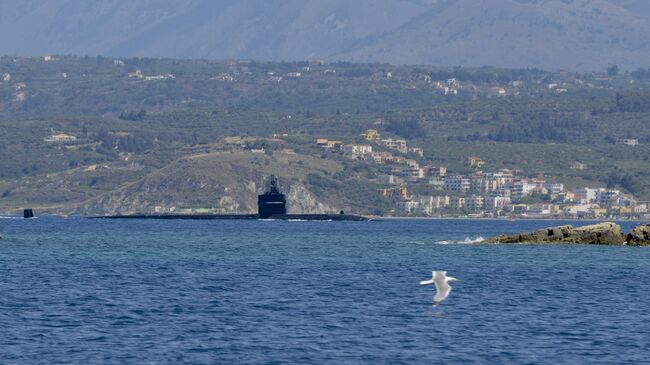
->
<box><xmin>373</xmin><ymin>216</ymin><xmax>649</xmax><ymax>222</ymax></box>
<box><xmin>2</xmin><ymin>213</ymin><xmax>647</xmax><ymax>223</ymax></box>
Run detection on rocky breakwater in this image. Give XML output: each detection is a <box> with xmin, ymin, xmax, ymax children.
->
<box><xmin>485</xmin><ymin>222</ymin><xmax>630</xmax><ymax>245</ymax></box>
<box><xmin>626</xmin><ymin>224</ymin><xmax>650</xmax><ymax>246</ymax></box>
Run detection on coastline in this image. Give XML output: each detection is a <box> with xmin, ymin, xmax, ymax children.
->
<box><xmin>3</xmin><ymin>213</ymin><xmax>646</xmax><ymax>223</ymax></box>
<box><xmin>371</xmin><ymin>216</ymin><xmax>649</xmax><ymax>222</ymax></box>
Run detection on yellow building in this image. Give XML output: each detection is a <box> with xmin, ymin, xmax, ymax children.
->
<box><xmin>361</xmin><ymin>129</ymin><xmax>380</xmax><ymax>141</ymax></box>
<box><xmin>378</xmin><ymin>187</ymin><xmax>410</xmax><ymax>199</ymax></box>
<box><xmin>469</xmin><ymin>156</ymin><xmax>485</xmax><ymax>168</ymax></box>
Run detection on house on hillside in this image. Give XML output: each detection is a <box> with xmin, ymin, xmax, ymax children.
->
<box><xmin>570</xmin><ymin>162</ymin><xmax>587</xmax><ymax>170</ymax></box>
<box><xmin>361</xmin><ymin>129</ymin><xmax>380</xmax><ymax>142</ymax></box>
<box><xmin>424</xmin><ymin>165</ymin><xmax>447</xmax><ymax>178</ymax></box>
<box><xmin>370</xmin><ymin>151</ymin><xmax>394</xmax><ymax>164</ymax></box>
<box><xmin>381</xmin><ymin>138</ymin><xmax>408</xmax><ymax>153</ymax></box>
<box><xmin>491</xmin><ymin>87</ymin><xmax>506</xmax><ymax>96</ymax></box>
<box><xmin>468</xmin><ymin>156</ymin><xmax>485</xmax><ymax>168</ymax></box>
<box><xmin>408</xmin><ymin>147</ymin><xmax>423</xmax><ymax>157</ymax></box>
<box><xmin>44</xmin><ymin>133</ymin><xmax>77</xmax><ymax>143</ymax></box>
<box><xmin>128</xmin><ymin>70</ymin><xmax>143</xmax><ymax>78</ymax></box>
<box><xmin>342</xmin><ymin>144</ymin><xmax>372</xmax><ymax>158</ymax></box>
<box><xmin>620</xmin><ymin>138</ymin><xmax>639</xmax><ymax>147</ymax></box>
<box><xmin>379</xmin><ymin>186</ymin><xmax>410</xmax><ymax>200</ymax></box>
<box><xmin>316</xmin><ymin>138</ymin><xmax>342</xmax><ymax>149</ymax></box>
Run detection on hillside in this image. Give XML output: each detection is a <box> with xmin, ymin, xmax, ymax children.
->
<box><xmin>1</xmin><ymin>57</ymin><xmax>650</xmax><ymax>216</ymax></box>
<box><xmin>1</xmin><ymin>0</ymin><xmax>650</xmax><ymax>71</ymax></box>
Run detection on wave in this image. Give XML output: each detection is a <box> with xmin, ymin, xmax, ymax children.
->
<box><xmin>435</xmin><ymin>236</ymin><xmax>485</xmax><ymax>245</ymax></box>
<box><xmin>404</xmin><ymin>241</ymin><xmax>426</xmax><ymax>245</ymax></box>
<box><xmin>0</xmin><ymin>216</ymin><xmax>23</xmax><ymax>219</ymax></box>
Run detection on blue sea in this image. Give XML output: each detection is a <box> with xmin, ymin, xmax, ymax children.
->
<box><xmin>1</xmin><ymin>217</ymin><xmax>649</xmax><ymax>364</ymax></box>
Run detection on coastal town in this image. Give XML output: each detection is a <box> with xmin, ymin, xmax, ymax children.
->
<box><xmin>316</xmin><ymin>129</ymin><xmax>649</xmax><ymax>219</ymax></box>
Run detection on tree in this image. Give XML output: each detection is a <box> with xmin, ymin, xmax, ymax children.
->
<box><xmin>385</xmin><ymin>118</ymin><xmax>425</xmax><ymax>140</ymax></box>
<box><xmin>607</xmin><ymin>65</ymin><xmax>619</xmax><ymax>76</ymax></box>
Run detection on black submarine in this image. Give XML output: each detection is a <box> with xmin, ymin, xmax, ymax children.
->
<box><xmin>97</xmin><ymin>175</ymin><xmax>369</xmax><ymax>221</ymax></box>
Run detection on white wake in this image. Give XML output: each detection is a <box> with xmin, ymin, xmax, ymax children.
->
<box><xmin>435</xmin><ymin>236</ymin><xmax>485</xmax><ymax>245</ymax></box>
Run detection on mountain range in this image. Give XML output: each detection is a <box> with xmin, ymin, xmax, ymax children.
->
<box><xmin>1</xmin><ymin>0</ymin><xmax>650</xmax><ymax>71</ymax></box>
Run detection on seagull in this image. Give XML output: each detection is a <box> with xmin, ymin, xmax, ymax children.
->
<box><xmin>420</xmin><ymin>271</ymin><xmax>459</xmax><ymax>306</ymax></box>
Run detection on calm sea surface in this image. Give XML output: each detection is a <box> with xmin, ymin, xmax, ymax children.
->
<box><xmin>1</xmin><ymin>217</ymin><xmax>649</xmax><ymax>364</ymax></box>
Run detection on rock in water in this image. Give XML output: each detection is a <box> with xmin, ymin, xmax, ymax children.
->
<box><xmin>486</xmin><ymin>225</ymin><xmax>573</xmax><ymax>244</ymax></box>
<box><xmin>485</xmin><ymin>222</ymin><xmax>626</xmax><ymax>245</ymax></box>
<box><xmin>570</xmin><ymin>222</ymin><xmax>626</xmax><ymax>245</ymax></box>
<box><xmin>626</xmin><ymin>224</ymin><xmax>650</xmax><ymax>246</ymax></box>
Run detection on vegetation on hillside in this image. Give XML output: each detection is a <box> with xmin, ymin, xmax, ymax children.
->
<box><xmin>1</xmin><ymin>56</ymin><xmax>649</xmax><ymax>213</ymax></box>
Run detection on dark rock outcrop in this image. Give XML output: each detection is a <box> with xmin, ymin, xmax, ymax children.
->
<box><xmin>627</xmin><ymin>224</ymin><xmax>650</xmax><ymax>246</ymax></box>
<box><xmin>485</xmin><ymin>222</ymin><xmax>626</xmax><ymax>245</ymax></box>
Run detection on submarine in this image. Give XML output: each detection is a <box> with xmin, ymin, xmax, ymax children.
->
<box><xmin>96</xmin><ymin>175</ymin><xmax>369</xmax><ymax>221</ymax></box>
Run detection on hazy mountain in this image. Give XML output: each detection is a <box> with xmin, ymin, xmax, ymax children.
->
<box><xmin>1</xmin><ymin>0</ymin><xmax>649</xmax><ymax>71</ymax></box>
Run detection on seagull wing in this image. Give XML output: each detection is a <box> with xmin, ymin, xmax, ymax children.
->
<box><xmin>433</xmin><ymin>271</ymin><xmax>453</xmax><ymax>304</ymax></box>
<box><xmin>433</xmin><ymin>280</ymin><xmax>452</xmax><ymax>304</ymax></box>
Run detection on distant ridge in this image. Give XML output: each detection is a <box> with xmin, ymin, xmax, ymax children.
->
<box><xmin>1</xmin><ymin>0</ymin><xmax>649</xmax><ymax>71</ymax></box>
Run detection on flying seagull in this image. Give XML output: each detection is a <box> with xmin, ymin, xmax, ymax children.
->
<box><xmin>420</xmin><ymin>271</ymin><xmax>459</xmax><ymax>305</ymax></box>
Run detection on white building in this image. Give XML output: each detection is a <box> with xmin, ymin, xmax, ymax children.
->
<box><xmin>381</xmin><ymin>138</ymin><xmax>408</xmax><ymax>154</ymax></box>
<box><xmin>620</xmin><ymin>139</ymin><xmax>639</xmax><ymax>147</ymax></box>
<box><xmin>408</xmin><ymin>147</ymin><xmax>424</xmax><ymax>157</ymax></box>
<box><xmin>564</xmin><ymin>204</ymin><xmax>594</xmax><ymax>215</ymax></box>
<box><xmin>44</xmin><ymin>133</ymin><xmax>77</xmax><ymax>143</ymax></box>
<box><xmin>634</xmin><ymin>204</ymin><xmax>648</xmax><ymax>214</ymax></box>
<box><xmin>396</xmin><ymin>200</ymin><xmax>419</xmax><ymax>214</ymax></box>
<box><xmin>574</xmin><ymin>188</ymin><xmax>598</xmax><ymax>204</ymax></box>
<box><xmin>544</xmin><ymin>183</ymin><xmax>564</xmax><ymax>195</ymax></box>
<box><xmin>485</xmin><ymin>196</ymin><xmax>512</xmax><ymax>210</ymax></box>
<box><xmin>342</xmin><ymin>144</ymin><xmax>373</xmax><ymax>158</ymax></box>
<box><xmin>511</xmin><ymin>180</ymin><xmax>536</xmax><ymax>199</ymax></box>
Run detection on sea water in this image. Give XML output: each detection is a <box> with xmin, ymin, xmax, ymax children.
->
<box><xmin>1</xmin><ymin>217</ymin><xmax>649</xmax><ymax>364</ymax></box>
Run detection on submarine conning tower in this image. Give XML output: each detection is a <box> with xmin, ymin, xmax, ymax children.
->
<box><xmin>257</xmin><ymin>175</ymin><xmax>287</xmax><ymax>218</ymax></box>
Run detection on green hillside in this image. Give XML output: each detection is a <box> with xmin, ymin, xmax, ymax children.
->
<box><xmin>1</xmin><ymin>57</ymin><xmax>649</xmax><ymax>214</ymax></box>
